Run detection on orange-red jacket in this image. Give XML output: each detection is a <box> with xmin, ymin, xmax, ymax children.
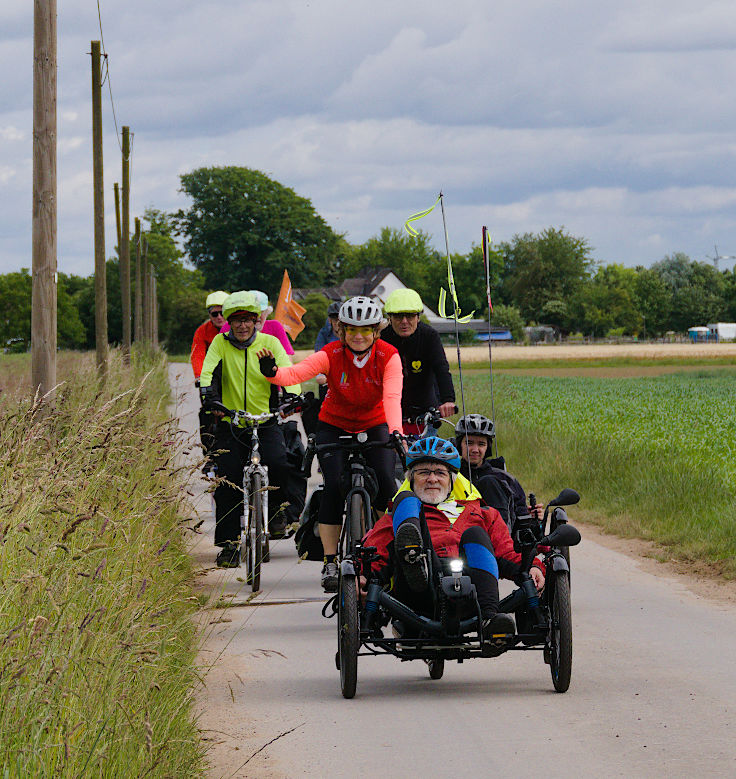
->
<box><xmin>364</xmin><ymin>499</ymin><xmax>544</xmax><ymax>578</ymax></box>
<box><xmin>190</xmin><ymin>320</ymin><xmax>220</xmax><ymax>379</ymax></box>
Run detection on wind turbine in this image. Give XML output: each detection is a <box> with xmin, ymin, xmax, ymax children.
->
<box><xmin>706</xmin><ymin>245</ymin><xmax>736</xmax><ymax>271</ymax></box>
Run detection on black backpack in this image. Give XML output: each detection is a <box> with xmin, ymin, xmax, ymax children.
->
<box><xmin>295</xmin><ymin>486</ymin><xmax>324</xmax><ymax>561</ymax></box>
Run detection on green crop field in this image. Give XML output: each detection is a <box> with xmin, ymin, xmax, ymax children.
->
<box><xmin>460</xmin><ymin>369</ymin><xmax>736</xmax><ymax>576</ymax></box>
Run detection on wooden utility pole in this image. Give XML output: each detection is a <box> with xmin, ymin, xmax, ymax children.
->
<box><xmin>91</xmin><ymin>41</ymin><xmax>107</xmax><ymax>377</ymax></box>
<box><xmin>134</xmin><ymin>217</ymin><xmax>142</xmax><ymax>341</ymax></box>
<box><xmin>141</xmin><ymin>236</ymin><xmax>150</xmax><ymax>341</ymax></box>
<box><xmin>113</xmin><ymin>182</ymin><xmax>121</xmax><ymax>253</ymax></box>
<box><xmin>31</xmin><ymin>0</ymin><xmax>57</xmax><ymax>400</ymax></box>
<box><xmin>151</xmin><ymin>274</ymin><xmax>159</xmax><ymax>348</ymax></box>
<box><xmin>120</xmin><ymin>126</ymin><xmax>131</xmax><ymax>361</ymax></box>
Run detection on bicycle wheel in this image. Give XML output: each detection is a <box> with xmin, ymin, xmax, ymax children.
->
<box><xmin>549</xmin><ymin>572</ymin><xmax>572</xmax><ymax>692</ymax></box>
<box><xmin>427</xmin><ymin>658</ymin><xmax>444</xmax><ymax>680</ymax></box>
<box><xmin>246</xmin><ymin>472</ymin><xmax>263</xmax><ymax>592</ymax></box>
<box><xmin>338</xmin><ymin>574</ymin><xmax>359</xmax><ymax>699</ymax></box>
<box><xmin>348</xmin><ymin>492</ymin><xmax>368</xmax><ymax>553</ymax></box>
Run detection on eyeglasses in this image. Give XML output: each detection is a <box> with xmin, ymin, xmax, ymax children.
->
<box><xmin>412</xmin><ymin>468</ymin><xmax>450</xmax><ymax>479</ymax></box>
<box><xmin>390</xmin><ymin>313</ymin><xmax>419</xmax><ymax>321</ymax></box>
<box><xmin>230</xmin><ymin>314</ymin><xmax>258</xmax><ymax>325</ymax></box>
<box><xmin>345</xmin><ymin>325</ymin><xmax>374</xmax><ymax>335</ymax></box>
<box><xmin>209</xmin><ymin>309</ymin><xmax>224</xmax><ymax>318</ymax></box>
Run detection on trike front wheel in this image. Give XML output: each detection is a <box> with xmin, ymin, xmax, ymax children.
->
<box><xmin>338</xmin><ymin>574</ymin><xmax>359</xmax><ymax>699</ymax></box>
<box><xmin>549</xmin><ymin>572</ymin><xmax>572</xmax><ymax>692</ymax></box>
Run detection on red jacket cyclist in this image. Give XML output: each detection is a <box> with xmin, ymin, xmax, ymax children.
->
<box><xmin>256</xmin><ymin>295</ymin><xmax>404</xmax><ymax>592</ymax></box>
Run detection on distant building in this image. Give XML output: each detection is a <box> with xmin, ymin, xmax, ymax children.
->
<box><xmin>292</xmin><ymin>267</ymin><xmax>441</xmax><ymax>323</ymax></box>
<box><xmin>707</xmin><ymin>322</ymin><xmax>736</xmax><ymax>341</ymax></box>
<box><xmin>687</xmin><ymin>326</ymin><xmax>710</xmax><ymax>342</ymax></box>
<box><xmin>294</xmin><ymin>267</ymin><xmax>505</xmax><ymax>337</ymax></box>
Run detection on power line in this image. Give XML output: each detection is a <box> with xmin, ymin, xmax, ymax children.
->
<box><xmin>96</xmin><ymin>0</ymin><xmax>122</xmax><ymax>151</ymax></box>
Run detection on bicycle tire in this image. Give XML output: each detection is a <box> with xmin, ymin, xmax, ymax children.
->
<box><xmin>247</xmin><ymin>472</ymin><xmax>263</xmax><ymax>592</ymax></box>
<box><xmin>427</xmin><ymin>658</ymin><xmax>444</xmax><ymax>680</ymax></box>
<box><xmin>549</xmin><ymin>572</ymin><xmax>572</xmax><ymax>692</ymax></box>
<box><xmin>338</xmin><ymin>574</ymin><xmax>359</xmax><ymax>699</ymax></box>
<box><xmin>348</xmin><ymin>492</ymin><xmax>368</xmax><ymax>553</ymax></box>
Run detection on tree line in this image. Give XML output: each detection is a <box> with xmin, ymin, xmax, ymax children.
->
<box><xmin>2</xmin><ymin>165</ymin><xmax>735</xmax><ymax>353</ymax></box>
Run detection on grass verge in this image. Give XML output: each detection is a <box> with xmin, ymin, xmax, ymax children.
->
<box><xmin>0</xmin><ymin>350</ymin><xmax>205</xmax><ymax>776</ymax></box>
<box><xmin>460</xmin><ymin>370</ymin><xmax>736</xmax><ymax>578</ymax></box>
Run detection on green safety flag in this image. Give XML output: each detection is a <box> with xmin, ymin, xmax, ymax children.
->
<box><xmin>403</xmin><ymin>193</ymin><xmax>474</xmax><ymax>323</ymax></box>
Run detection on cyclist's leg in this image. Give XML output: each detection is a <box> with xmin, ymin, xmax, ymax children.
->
<box><xmin>257</xmin><ymin>422</ymin><xmax>294</xmax><ymax>535</ymax></box>
<box><xmin>212</xmin><ymin>428</ymin><xmax>247</xmax><ymax>548</ymax></box>
<box><xmin>457</xmin><ymin>525</ymin><xmax>511</xmax><ymax>629</ymax></box>
<box><xmin>363</xmin><ymin>423</ymin><xmax>395</xmax><ymax>513</ymax></box>
<box><xmin>314</xmin><ymin>422</ymin><xmax>347</xmax><ymax>556</ymax></box>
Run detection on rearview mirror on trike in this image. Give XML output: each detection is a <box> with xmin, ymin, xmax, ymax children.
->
<box><xmin>542</xmin><ymin>524</ymin><xmax>581</xmax><ymax>548</ymax></box>
<box><xmin>547</xmin><ymin>488</ymin><xmax>580</xmax><ymax>507</ymax></box>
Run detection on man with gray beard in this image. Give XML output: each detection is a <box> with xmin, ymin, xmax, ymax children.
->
<box><xmin>363</xmin><ymin>437</ymin><xmax>544</xmax><ymax>640</ymax></box>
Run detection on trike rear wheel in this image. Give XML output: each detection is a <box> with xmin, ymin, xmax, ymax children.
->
<box><xmin>427</xmin><ymin>658</ymin><xmax>445</xmax><ymax>680</ymax></box>
<box><xmin>549</xmin><ymin>572</ymin><xmax>572</xmax><ymax>692</ymax></box>
<box><xmin>338</xmin><ymin>574</ymin><xmax>359</xmax><ymax>699</ymax></box>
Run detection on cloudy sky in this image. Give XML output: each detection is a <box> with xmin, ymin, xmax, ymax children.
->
<box><xmin>3</xmin><ymin>0</ymin><xmax>736</xmax><ymax>278</ymax></box>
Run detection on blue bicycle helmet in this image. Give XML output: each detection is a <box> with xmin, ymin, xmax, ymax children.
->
<box><xmin>406</xmin><ymin>436</ymin><xmax>461</xmax><ymax>473</ymax></box>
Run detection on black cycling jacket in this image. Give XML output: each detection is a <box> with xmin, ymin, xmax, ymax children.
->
<box><xmin>460</xmin><ymin>459</ymin><xmax>528</xmax><ymax>525</ymax></box>
<box><xmin>380</xmin><ymin>322</ymin><xmax>455</xmax><ymax>415</ymax></box>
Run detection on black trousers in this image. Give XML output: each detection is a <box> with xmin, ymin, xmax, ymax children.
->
<box><xmin>315</xmin><ymin>421</ymin><xmax>396</xmax><ymax>526</ymax></box>
<box><xmin>211</xmin><ymin>422</ymin><xmax>296</xmax><ymax>547</ymax></box>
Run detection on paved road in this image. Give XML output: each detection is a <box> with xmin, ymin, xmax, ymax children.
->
<box><xmin>170</xmin><ymin>364</ymin><xmax>736</xmax><ymax>779</ymax></box>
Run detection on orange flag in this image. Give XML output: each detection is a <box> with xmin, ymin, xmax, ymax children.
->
<box><xmin>273</xmin><ymin>270</ymin><xmax>306</xmax><ymax>340</ymax></box>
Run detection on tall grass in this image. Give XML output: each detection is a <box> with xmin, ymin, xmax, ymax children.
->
<box><xmin>0</xmin><ymin>350</ymin><xmax>204</xmax><ymax>776</ymax></box>
<box><xmin>463</xmin><ymin>371</ymin><xmax>736</xmax><ymax>577</ymax></box>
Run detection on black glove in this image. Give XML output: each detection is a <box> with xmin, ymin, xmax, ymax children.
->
<box><xmin>258</xmin><ymin>353</ymin><xmax>277</xmax><ymax>377</ymax></box>
<box><xmin>200</xmin><ymin>385</ymin><xmax>217</xmax><ymax>408</ymax></box>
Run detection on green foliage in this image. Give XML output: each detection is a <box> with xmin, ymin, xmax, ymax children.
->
<box><xmin>464</xmin><ymin>371</ymin><xmax>736</xmax><ymax>575</ymax></box>
<box><xmin>571</xmin><ymin>264</ymin><xmax>643</xmax><ymax>337</ymax></box>
<box><xmin>297</xmin><ymin>292</ymin><xmax>330</xmax><ymax>347</ymax></box>
<box><xmin>499</xmin><ymin>227</ymin><xmax>595</xmax><ymax>322</ymax></box>
<box><xmin>489</xmin><ymin>303</ymin><xmax>525</xmax><ymax>342</ymax></box>
<box><xmin>176</xmin><ymin>166</ymin><xmax>342</xmax><ymax>293</ymax></box>
<box><xmin>0</xmin><ymin>269</ymin><xmax>86</xmax><ymax>350</ymax></box>
<box><xmin>0</xmin><ymin>351</ymin><xmax>204</xmax><ymax>775</ymax></box>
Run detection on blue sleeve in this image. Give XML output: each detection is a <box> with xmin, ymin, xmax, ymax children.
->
<box><xmin>314</xmin><ymin>321</ymin><xmax>331</xmax><ymax>351</ymax></box>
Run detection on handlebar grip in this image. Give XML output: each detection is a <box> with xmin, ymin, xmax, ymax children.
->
<box><xmin>529</xmin><ymin>493</ymin><xmax>537</xmax><ymax>509</ymax></box>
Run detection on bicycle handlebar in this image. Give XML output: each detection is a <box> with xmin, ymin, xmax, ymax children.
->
<box><xmin>208</xmin><ymin>394</ymin><xmax>308</xmax><ymax>426</ymax></box>
<box><xmin>300</xmin><ymin>430</ymin><xmax>405</xmax><ymax>475</ymax></box>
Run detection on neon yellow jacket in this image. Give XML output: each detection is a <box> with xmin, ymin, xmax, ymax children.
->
<box><xmin>199</xmin><ymin>332</ymin><xmax>300</xmax><ymax>419</ymax></box>
<box><xmin>394</xmin><ymin>472</ymin><xmax>482</xmax><ymax>502</ymax></box>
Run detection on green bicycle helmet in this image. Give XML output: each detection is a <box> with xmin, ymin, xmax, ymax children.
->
<box><xmin>384</xmin><ymin>288</ymin><xmax>423</xmax><ymax>314</ymax></box>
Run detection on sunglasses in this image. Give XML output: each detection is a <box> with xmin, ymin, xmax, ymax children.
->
<box><xmin>345</xmin><ymin>325</ymin><xmax>375</xmax><ymax>335</ymax></box>
<box><xmin>230</xmin><ymin>314</ymin><xmax>258</xmax><ymax>325</ymax></box>
<box><xmin>412</xmin><ymin>468</ymin><xmax>450</xmax><ymax>479</ymax></box>
<box><xmin>209</xmin><ymin>309</ymin><xmax>224</xmax><ymax>318</ymax></box>
<box><xmin>390</xmin><ymin>313</ymin><xmax>419</xmax><ymax>321</ymax></box>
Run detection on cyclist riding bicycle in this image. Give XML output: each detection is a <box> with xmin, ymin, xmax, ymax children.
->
<box><xmin>362</xmin><ymin>437</ymin><xmax>544</xmax><ymax>639</ymax></box>
<box><xmin>256</xmin><ymin>295</ymin><xmax>404</xmax><ymax>592</ymax></box>
<box><xmin>455</xmin><ymin>414</ymin><xmax>542</xmax><ymax>528</ymax></box>
<box><xmin>191</xmin><ymin>291</ymin><xmax>229</xmax><ymax>453</ymax></box>
<box><xmin>199</xmin><ymin>291</ymin><xmax>301</xmax><ymax>568</ymax></box>
<box><xmin>380</xmin><ymin>288</ymin><xmax>456</xmax><ymax>435</ymax></box>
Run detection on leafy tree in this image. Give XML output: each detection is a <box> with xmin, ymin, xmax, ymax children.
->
<box><xmin>570</xmin><ymin>265</ymin><xmax>642</xmax><ymax>337</ymax></box>
<box><xmin>633</xmin><ymin>267</ymin><xmax>671</xmax><ymax>336</ymax></box>
<box><xmin>489</xmin><ymin>303</ymin><xmax>525</xmax><ymax>342</ymax></box>
<box><xmin>340</xmin><ymin>227</ymin><xmax>442</xmax><ymax>303</ymax></box>
<box><xmin>296</xmin><ymin>293</ymin><xmax>330</xmax><ymax>347</ymax></box>
<box><xmin>176</xmin><ymin>166</ymin><xmax>342</xmax><ymax>293</ymax></box>
<box><xmin>0</xmin><ymin>269</ymin><xmax>85</xmax><ymax>349</ymax></box>
<box><xmin>498</xmin><ymin>228</ymin><xmax>595</xmax><ymax>322</ymax></box>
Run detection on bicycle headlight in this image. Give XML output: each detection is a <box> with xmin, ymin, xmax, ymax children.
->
<box><xmin>449</xmin><ymin>559</ymin><xmax>464</xmax><ymax>573</ymax></box>
<box><xmin>251</xmin><ymin>452</ymin><xmax>261</xmax><ymax>465</ymax></box>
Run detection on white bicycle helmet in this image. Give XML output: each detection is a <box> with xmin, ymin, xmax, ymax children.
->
<box><xmin>339</xmin><ymin>296</ymin><xmax>382</xmax><ymax>326</ymax></box>
<box><xmin>456</xmin><ymin>413</ymin><xmax>496</xmax><ymax>440</ymax></box>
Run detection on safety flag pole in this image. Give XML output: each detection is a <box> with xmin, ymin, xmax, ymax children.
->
<box><xmin>438</xmin><ymin>194</ymin><xmax>469</xmax><ymax>425</ymax></box>
<box><xmin>482</xmin><ymin>226</ymin><xmax>498</xmax><ymax>458</ymax></box>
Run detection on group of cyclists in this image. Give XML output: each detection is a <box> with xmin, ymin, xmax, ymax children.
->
<box><xmin>191</xmin><ymin>285</ymin><xmax>544</xmax><ymax>634</ymax></box>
